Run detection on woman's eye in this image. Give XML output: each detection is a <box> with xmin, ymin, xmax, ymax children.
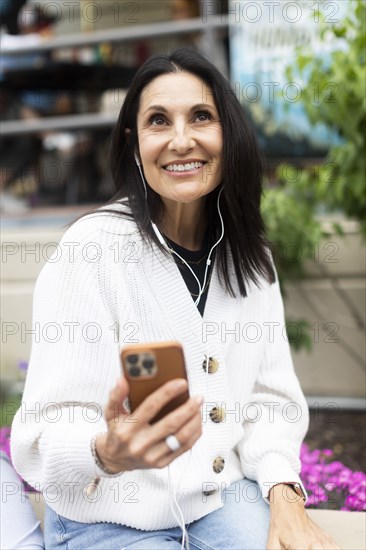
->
<box><xmin>150</xmin><ymin>115</ymin><xmax>166</xmax><ymax>126</ymax></box>
<box><xmin>195</xmin><ymin>111</ymin><xmax>211</xmax><ymax>122</ymax></box>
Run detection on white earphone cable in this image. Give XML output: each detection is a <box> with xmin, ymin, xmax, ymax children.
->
<box><xmin>167</xmin><ymin>448</ymin><xmax>193</xmax><ymax>550</ymax></box>
<box><xmin>198</xmin><ymin>186</ymin><xmax>225</xmax><ymax>305</ymax></box>
<box><xmin>135</xmin><ymin>154</ymin><xmax>223</xmax><ymax>547</ymax></box>
<box><xmin>151</xmin><ymin>185</ymin><xmax>225</xmax><ymax>308</ymax></box>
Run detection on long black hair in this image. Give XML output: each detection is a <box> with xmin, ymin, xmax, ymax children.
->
<box><xmin>102</xmin><ymin>47</ymin><xmax>275</xmax><ymax>296</ymax></box>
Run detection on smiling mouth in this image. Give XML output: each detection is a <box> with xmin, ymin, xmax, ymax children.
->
<box><xmin>163</xmin><ymin>161</ymin><xmax>207</xmax><ymax>172</ymax></box>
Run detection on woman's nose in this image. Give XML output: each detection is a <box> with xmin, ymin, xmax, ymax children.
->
<box><xmin>168</xmin><ymin>123</ymin><xmax>195</xmax><ymax>152</ymax></box>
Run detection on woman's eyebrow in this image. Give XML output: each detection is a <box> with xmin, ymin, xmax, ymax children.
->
<box><xmin>143</xmin><ymin>103</ymin><xmax>216</xmax><ymax>115</ymax></box>
<box><xmin>144</xmin><ymin>104</ymin><xmax>167</xmax><ymax>114</ymax></box>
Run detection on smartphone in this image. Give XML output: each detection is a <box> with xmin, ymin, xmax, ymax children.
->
<box><xmin>120</xmin><ymin>341</ymin><xmax>190</xmax><ymax>424</ymax></box>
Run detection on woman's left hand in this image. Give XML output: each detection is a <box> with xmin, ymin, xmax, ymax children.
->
<box><xmin>266</xmin><ymin>484</ymin><xmax>341</xmax><ymax>549</ymax></box>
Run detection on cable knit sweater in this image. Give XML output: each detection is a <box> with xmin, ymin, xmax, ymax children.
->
<box><xmin>11</xmin><ymin>201</ymin><xmax>309</xmax><ymax>530</ymax></box>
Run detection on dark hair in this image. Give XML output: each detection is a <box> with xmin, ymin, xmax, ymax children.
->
<box><xmin>0</xmin><ymin>0</ymin><xmax>26</xmax><ymax>34</ymax></box>
<box><xmin>104</xmin><ymin>47</ymin><xmax>275</xmax><ymax>297</ymax></box>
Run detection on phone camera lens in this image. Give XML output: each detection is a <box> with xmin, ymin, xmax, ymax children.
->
<box><xmin>142</xmin><ymin>358</ymin><xmax>154</xmax><ymax>371</ymax></box>
<box><xmin>129</xmin><ymin>366</ymin><xmax>141</xmax><ymax>377</ymax></box>
<box><xmin>127</xmin><ymin>354</ymin><xmax>138</xmax><ymax>364</ymax></box>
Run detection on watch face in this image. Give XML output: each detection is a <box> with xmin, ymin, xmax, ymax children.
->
<box><xmin>290</xmin><ymin>483</ymin><xmax>306</xmax><ymax>500</ymax></box>
<box><xmin>269</xmin><ymin>483</ymin><xmax>306</xmax><ymax>503</ymax></box>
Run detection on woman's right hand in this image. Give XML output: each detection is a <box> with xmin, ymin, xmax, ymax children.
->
<box><xmin>95</xmin><ymin>377</ymin><xmax>204</xmax><ymax>474</ymax></box>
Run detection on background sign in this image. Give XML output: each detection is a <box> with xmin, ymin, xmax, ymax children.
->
<box><xmin>229</xmin><ymin>0</ymin><xmax>345</xmax><ymax>157</ymax></box>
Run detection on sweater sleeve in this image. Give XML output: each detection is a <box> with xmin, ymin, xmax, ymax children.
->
<box><xmin>235</xmin><ymin>274</ymin><xmax>309</xmax><ymax>502</ymax></box>
<box><xmin>10</xmin><ymin>222</ymin><xmax>122</xmax><ymax>490</ymax></box>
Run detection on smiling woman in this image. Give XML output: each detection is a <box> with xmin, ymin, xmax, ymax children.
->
<box><xmin>109</xmin><ymin>47</ymin><xmax>275</xmax><ymax>299</ymax></box>
<box><xmin>10</xmin><ymin>48</ymin><xmax>340</xmax><ymax>550</ymax></box>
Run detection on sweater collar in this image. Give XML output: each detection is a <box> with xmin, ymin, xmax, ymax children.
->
<box><xmin>142</xmin><ymin>238</ymin><xmax>235</xmax><ymax>345</ymax></box>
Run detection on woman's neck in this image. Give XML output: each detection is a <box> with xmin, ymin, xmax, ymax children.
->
<box><xmin>159</xmin><ymin>198</ymin><xmax>207</xmax><ymax>251</ymax></box>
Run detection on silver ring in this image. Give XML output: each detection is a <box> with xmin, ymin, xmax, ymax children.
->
<box><xmin>165</xmin><ymin>434</ymin><xmax>181</xmax><ymax>452</ymax></box>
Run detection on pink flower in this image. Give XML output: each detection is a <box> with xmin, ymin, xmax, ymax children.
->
<box><xmin>300</xmin><ymin>443</ymin><xmax>366</xmax><ymax>511</ymax></box>
<box><xmin>0</xmin><ymin>427</ymin><xmax>11</xmax><ymax>458</ymax></box>
<box><xmin>322</xmin><ymin>449</ymin><xmax>333</xmax><ymax>457</ymax></box>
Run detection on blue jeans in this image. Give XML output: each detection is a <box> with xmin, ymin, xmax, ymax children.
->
<box><xmin>44</xmin><ymin>479</ymin><xmax>269</xmax><ymax>550</ymax></box>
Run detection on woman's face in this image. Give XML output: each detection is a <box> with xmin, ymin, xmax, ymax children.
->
<box><xmin>136</xmin><ymin>71</ymin><xmax>223</xmax><ymax>206</ymax></box>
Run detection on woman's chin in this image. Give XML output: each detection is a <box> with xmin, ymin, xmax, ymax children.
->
<box><xmin>162</xmin><ymin>182</ymin><xmax>214</xmax><ymax>204</ymax></box>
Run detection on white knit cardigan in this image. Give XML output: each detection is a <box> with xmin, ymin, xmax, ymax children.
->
<box><xmin>11</xmin><ymin>202</ymin><xmax>309</xmax><ymax>530</ymax></box>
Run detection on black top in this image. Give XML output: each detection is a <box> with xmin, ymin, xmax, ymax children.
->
<box><xmin>163</xmin><ymin>232</ymin><xmax>216</xmax><ymax>317</ymax></box>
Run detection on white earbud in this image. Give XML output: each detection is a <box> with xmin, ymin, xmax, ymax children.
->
<box><xmin>134</xmin><ymin>150</ymin><xmax>142</xmax><ymax>166</ymax></box>
<box><xmin>134</xmin><ymin>150</ymin><xmax>148</xmax><ymax>199</ymax></box>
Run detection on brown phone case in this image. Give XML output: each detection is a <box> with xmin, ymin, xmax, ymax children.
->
<box><xmin>120</xmin><ymin>341</ymin><xmax>190</xmax><ymax>424</ymax></box>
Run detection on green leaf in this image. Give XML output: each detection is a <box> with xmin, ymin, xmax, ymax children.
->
<box><xmin>285</xmin><ymin>319</ymin><xmax>313</xmax><ymax>353</ymax></box>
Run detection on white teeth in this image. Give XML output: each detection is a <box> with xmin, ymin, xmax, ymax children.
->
<box><xmin>165</xmin><ymin>162</ymin><xmax>204</xmax><ymax>172</ymax></box>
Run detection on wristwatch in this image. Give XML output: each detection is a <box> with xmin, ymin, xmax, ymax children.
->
<box><xmin>284</xmin><ymin>482</ymin><xmax>306</xmax><ymax>501</ymax></box>
<box><xmin>269</xmin><ymin>482</ymin><xmax>306</xmax><ymax>502</ymax></box>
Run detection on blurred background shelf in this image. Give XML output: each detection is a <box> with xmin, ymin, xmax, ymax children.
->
<box><xmin>1</xmin><ymin>112</ymin><xmax>117</xmax><ymax>135</ymax></box>
<box><xmin>2</xmin><ymin>15</ymin><xmax>228</xmax><ymax>55</ymax></box>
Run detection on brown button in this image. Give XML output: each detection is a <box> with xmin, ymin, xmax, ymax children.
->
<box><xmin>213</xmin><ymin>456</ymin><xmax>225</xmax><ymax>473</ymax></box>
<box><xmin>202</xmin><ymin>488</ymin><xmax>219</xmax><ymax>496</ymax></box>
<box><xmin>202</xmin><ymin>356</ymin><xmax>219</xmax><ymax>373</ymax></box>
<box><xmin>209</xmin><ymin>407</ymin><xmax>226</xmax><ymax>423</ymax></box>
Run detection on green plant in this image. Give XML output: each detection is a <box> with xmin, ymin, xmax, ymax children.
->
<box><xmin>261</xmin><ymin>187</ymin><xmax>325</xmax><ymax>281</ymax></box>
<box><xmin>261</xmin><ymin>1</ymin><xmax>365</xmax><ymax>353</ymax></box>
<box><xmin>0</xmin><ymin>395</ymin><xmax>21</xmax><ymax>428</ymax></box>
<box><xmin>283</xmin><ymin>0</ymin><xmax>366</xmax><ymax>234</ymax></box>
<box><xmin>261</xmin><ymin>186</ymin><xmax>326</xmax><ymax>352</ymax></box>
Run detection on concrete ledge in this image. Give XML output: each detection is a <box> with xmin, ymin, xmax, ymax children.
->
<box><xmin>29</xmin><ymin>494</ymin><xmax>365</xmax><ymax>547</ymax></box>
<box><xmin>307</xmin><ymin>509</ymin><xmax>366</xmax><ymax>549</ymax></box>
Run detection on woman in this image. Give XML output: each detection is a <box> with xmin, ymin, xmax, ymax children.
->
<box><xmin>11</xmin><ymin>48</ymin><xmax>339</xmax><ymax>549</ymax></box>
